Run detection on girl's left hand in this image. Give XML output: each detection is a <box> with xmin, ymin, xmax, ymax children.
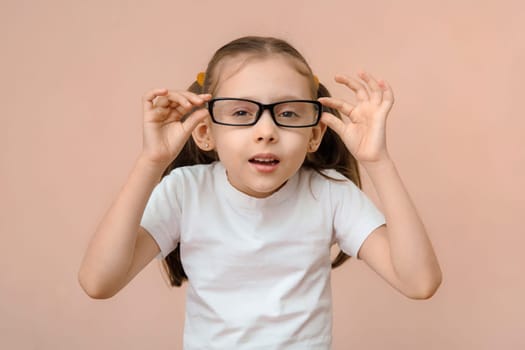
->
<box><xmin>318</xmin><ymin>72</ymin><xmax>394</xmax><ymax>164</ymax></box>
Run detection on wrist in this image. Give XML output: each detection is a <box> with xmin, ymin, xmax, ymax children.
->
<box><xmin>360</xmin><ymin>155</ymin><xmax>396</xmax><ymax>174</ymax></box>
<box><xmin>135</xmin><ymin>154</ymin><xmax>170</xmax><ymax>178</ymax></box>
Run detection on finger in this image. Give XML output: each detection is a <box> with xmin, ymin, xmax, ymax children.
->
<box><xmin>174</xmin><ymin>92</ymin><xmax>213</xmax><ymax>119</ymax></box>
<box><xmin>153</xmin><ymin>96</ymin><xmax>171</xmax><ymax>108</ymax></box>
<box><xmin>143</xmin><ymin>88</ymin><xmax>168</xmax><ymax>103</ymax></box>
<box><xmin>334</xmin><ymin>74</ymin><xmax>369</xmax><ymax>101</ymax></box>
<box><xmin>320</xmin><ymin>112</ymin><xmax>347</xmax><ymax>136</ymax></box>
<box><xmin>170</xmin><ymin>94</ymin><xmax>212</xmax><ymax>110</ymax></box>
<box><xmin>379</xmin><ymin>79</ymin><xmax>395</xmax><ymax>107</ymax></box>
<box><xmin>318</xmin><ymin>97</ymin><xmax>355</xmax><ymax>115</ymax></box>
<box><xmin>145</xmin><ymin>106</ymin><xmax>171</xmax><ymax>122</ymax></box>
<box><xmin>152</xmin><ymin>96</ymin><xmax>177</xmax><ymax>120</ymax></box>
<box><xmin>175</xmin><ymin>91</ymin><xmax>204</xmax><ymax>107</ymax></box>
<box><xmin>198</xmin><ymin>93</ymin><xmax>213</xmax><ymax>100</ymax></box>
<box><xmin>318</xmin><ymin>97</ymin><xmax>357</xmax><ymax>122</ymax></box>
<box><xmin>156</xmin><ymin>107</ymin><xmax>171</xmax><ymax>115</ymax></box>
<box><xmin>179</xmin><ymin>91</ymin><xmax>212</xmax><ymax>105</ymax></box>
<box><xmin>359</xmin><ymin>71</ymin><xmax>383</xmax><ymax>105</ymax></box>
<box><xmin>166</xmin><ymin>107</ymin><xmax>184</xmax><ymax>122</ymax></box>
<box><xmin>181</xmin><ymin>108</ymin><xmax>210</xmax><ymax>133</ymax></box>
<box><xmin>166</xmin><ymin>104</ymin><xmax>189</xmax><ymax>119</ymax></box>
<box><xmin>164</xmin><ymin>91</ymin><xmax>194</xmax><ymax>110</ymax></box>
<box><xmin>160</xmin><ymin>92</ymin><xmax>199</xmax><ymax>121</ymax></box>
<box><xmin>143</xmin><ymin>88</ymin><xmax>168</xmax><ymax>110</ymax></box>
<box><xmin>164</xmin><ymin>103</ymin><xmax>199</xmax><ymax>124</ymax></box>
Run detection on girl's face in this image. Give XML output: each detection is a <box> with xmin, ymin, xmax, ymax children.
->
<box><xmin>201</xmin><ymin>55</ymin><xmax>325</xmax><ymax>198</ymax></box>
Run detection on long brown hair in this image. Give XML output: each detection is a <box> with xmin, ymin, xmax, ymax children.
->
<box><xmin>161</xmin><ymin>36</ymin><xmax>361</xmax><ymax>287</ymax></box>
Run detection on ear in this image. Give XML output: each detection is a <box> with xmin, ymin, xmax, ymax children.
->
<box><xmin>191</xmin><ymin>118</ymin><xmax>215</xmax><ymax>151</ymax></box>
<box><xmin>307</xmin><ymin>122</ymin><xmax>327</xmax><ymax>152</ymax></box>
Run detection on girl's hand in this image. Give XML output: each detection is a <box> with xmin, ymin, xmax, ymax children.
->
<box><xmin>141</xmin><ymin>89</ymin><xmax>211</xmax><ymax>167</ymax></box>
<box><xmin>318</xmin><ymin>72</ymin><xmax>394</xmax><ymax>164</ymax></box>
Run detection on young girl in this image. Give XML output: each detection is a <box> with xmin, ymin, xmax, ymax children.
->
<box><xmin>79</xmin><ymin>36</ymin><xmax>441</xmax><ymax>349</ymax></box>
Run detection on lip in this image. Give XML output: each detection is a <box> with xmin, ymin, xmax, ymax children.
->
<box><xmin>248</xmin><ymin>153</ymin><xmax>280</xmax><ymax>173</ymax></box>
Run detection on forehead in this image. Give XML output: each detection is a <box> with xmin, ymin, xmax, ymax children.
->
<box><xmin>213</xmin><ymin>54</ymin><xmax>314</xmax><ymax>100</ymax></box>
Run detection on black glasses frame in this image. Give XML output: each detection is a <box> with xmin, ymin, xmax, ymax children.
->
<box><xmin>207</xmin><ymin>97</ymin><xmax>322</xmax><ymax>128</ymax></box>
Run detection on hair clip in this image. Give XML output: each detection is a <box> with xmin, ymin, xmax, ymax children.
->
<box><xmin>313</xmin><ymin>75</ymin><xmax>320</xmax><ymax>89</ymax></box>
<box><xmin>196</xmin><ymin>72</ymin><xmax>206</xmax><ymax>87</ymax></box>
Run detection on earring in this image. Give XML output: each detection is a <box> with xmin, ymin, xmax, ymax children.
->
<box><xmin>205</xmin><ymin>143</ymin><xmax>209</xmax><ymax>149</ymax></box>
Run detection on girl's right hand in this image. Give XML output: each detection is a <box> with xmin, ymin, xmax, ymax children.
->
<box><xmin>141</xmin><ymin>89</ymin><xmax>212</xmax><ymax>167</ymax></box>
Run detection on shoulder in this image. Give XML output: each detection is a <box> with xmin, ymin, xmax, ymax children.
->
<box><xmin>300</xmin><ymin>167</ymin><xmax>359</xmax><ymax>191</ymax></box>
<box><xmin>293</xmin><ymin>167</ymin><xmax>360</xmax><ymax>206</ymax></box>
<box><xmin>153</xmin><ymin>163</ymin><xmax>218</xmax><ymax>201</ymax></box>
<box><xmin>163</xmin><ymin>162</ymin><xmax>218</xmax><ymax>185</ymax></box>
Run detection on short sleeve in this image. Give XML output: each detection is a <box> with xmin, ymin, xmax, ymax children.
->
<box><xmin>140</xmin><ymin>172</ymin><xmax>182</xmax><ymax>259</ymax></box>
<box><xmin>331</xmin><ymin>178</ymin><xmax>386</xmax><ymax>258</ymax></box>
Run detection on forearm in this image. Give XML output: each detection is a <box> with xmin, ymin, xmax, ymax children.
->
<box><xmin>78</xmin><ymin>156</ymin><xmax>165</xmax><ymax>296</ymax></box>
<box><xmin>362</xmin><ymin>158</ymin><xmax>442</xmax><ymax>293</ymax></box>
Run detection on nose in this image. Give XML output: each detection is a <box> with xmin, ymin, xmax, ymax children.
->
<box><xmin>253</xmin><ymin>109</ymin><xmax>278</xmax><ymax>143</ymax></box>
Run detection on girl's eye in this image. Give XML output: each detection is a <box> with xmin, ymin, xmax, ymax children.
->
<box><xmin>232</xmin><ymin>110</ymin><xmax>250</xmax><ymax>117</ymax></box>
<box><xmin>278</xmin><ymin>110</ymin><xmax>299</xmax><ymax>118</ymax></box>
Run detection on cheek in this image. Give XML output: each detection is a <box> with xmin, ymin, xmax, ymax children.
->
<box><xmin>210</xmin><ymin>127</ymin><xmax>243</xmax><ymax>156</ymax></box>
<box><xmin>210</xmin><ymin>126</ymin><xmax>228</xmax><ymax>145</ymax></box>
<box><xmin>290</xmin><ymin>130</ymin><xmax>314</xmax><ymax>147</ymax></box>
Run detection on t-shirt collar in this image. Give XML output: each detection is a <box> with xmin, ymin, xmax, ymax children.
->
<box><xmin>213</xmin><ymin>161</ymin><xmax>300</xmax><ymax>210</ymax></box>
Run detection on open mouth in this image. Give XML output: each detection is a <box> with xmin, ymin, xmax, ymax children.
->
<box><xmin>249</xmin><ymin>157</ymin><xmax>280</xmax><ymax>165</ymax></box>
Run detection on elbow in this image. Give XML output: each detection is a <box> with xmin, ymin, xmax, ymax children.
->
<box><xmin>83</xmin><ymin>288</ymin><xmax>115</xmax><ymax>300</ymax></box>
<box><xmin>78</xmin><ymin>269</ymin><xmax>117</xmax><ymax>300</ymax></box>
<box><xmin>407</xmin><ymin>282</ymin><xmax>440</xmax><ymax>300</ymax></box>
<box><xmin>405</xmin><ymin>270</ymin><xmax>443</xmax><ymax>300</ymax></box>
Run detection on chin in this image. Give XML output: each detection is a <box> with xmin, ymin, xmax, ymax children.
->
<box><xmin>245</xmin><ymin>187</ymin><xmax>278</xmax><ymax>198</ymax></box>
<box><xmin>248</xmin><ymin>181</ymin><xmax>287</xmax><ymax>198</ymax></box>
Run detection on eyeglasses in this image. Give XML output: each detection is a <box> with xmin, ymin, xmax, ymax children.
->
<box><xmin>207</xmin><ymin>98</ymin><xmax>322</xmax><ymax>128</ymax></box>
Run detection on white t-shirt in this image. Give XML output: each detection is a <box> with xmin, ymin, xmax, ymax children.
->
<box><xmin>141</xmin><ymin>162</ymin><xmax>385</xmax><ymax>349</ymax></box>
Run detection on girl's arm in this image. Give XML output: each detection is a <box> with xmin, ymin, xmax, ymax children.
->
<box><xmin>319</xmin><ymin>73</ymin><xmax>441</xmax><ymax>299</ymax></box>
<box><xmin>78</xmin><ymin>89</ymin><xmax>211</xmax><ymax>299</ymax></box>
<box><xmin>358</xmin><ymin>159</ymin><xmax>441</xmax><ymax>299</ymax></box>
<box><xmin>78</xmin><ymin>157</ymin><xmax>164</xmax><ymax>299</ymax></box>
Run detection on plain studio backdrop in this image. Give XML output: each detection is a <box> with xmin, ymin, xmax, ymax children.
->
<box><xmin>1</xmin><ymin>0</ymin><xmax>524</xmax><ymax>349</ymax></box>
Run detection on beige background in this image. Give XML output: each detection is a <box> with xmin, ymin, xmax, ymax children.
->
<box><xmin>1</xmin><ymin>0</ymin><xmax>524</xmax><ymax>349</ymax></box>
